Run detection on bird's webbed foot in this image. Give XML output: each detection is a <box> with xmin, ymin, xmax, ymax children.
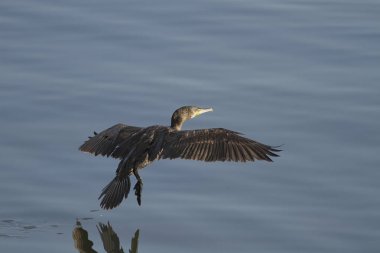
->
<box><xmin>133</xmin><ymin>180</ymin><xmax>143</xmax><ymax>206</ymax></box>
<box><xmin>133</xmin><ymin>169</ymin><xmax>143</xmax><ymax>206</ymax></box>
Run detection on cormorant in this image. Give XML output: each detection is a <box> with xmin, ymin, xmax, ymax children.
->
<box><xmin>79</xmin><ymin>106</ymin><xmax>280</xmax><ymax>209</ymax></box>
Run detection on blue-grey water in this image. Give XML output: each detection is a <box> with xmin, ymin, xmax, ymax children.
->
<box><xmin>1</xmin><ymin>0</ymin><xmax>379</xmax><ymax>252</ymax></box>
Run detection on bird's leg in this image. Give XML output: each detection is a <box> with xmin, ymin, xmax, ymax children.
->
<box><xmin>133</xmin><ymin>168</ymin><xmax>143</xmax><ymax>206</ymax></box>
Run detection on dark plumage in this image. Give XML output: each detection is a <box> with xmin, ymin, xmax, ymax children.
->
<box><xmin>72</xmin><ymin>220</ymin><xmax>97</xmax><ymax>253</ymax></box>
<box><xmin>97</xmin><ymin>222</ymin><xmax>124</xmax><ymax>253</ymax></box>
<box><xmin>79</xmin><ymin>106</ymin><xmax>280</xmax><ymax>209</ymax></box>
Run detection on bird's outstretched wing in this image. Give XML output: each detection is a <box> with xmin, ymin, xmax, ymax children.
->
<box><xmin>72</xmin><ymin>221</ymin><xmax>97</xmax><ymax>253</ymax></box>
<box><xmin>161</xmin><ymin>128</ymin><xmax>280</xmax><ymax>162</ymax></box>
<box><xmin>97</xmin><ymin>222</ymin><xmax>124</xmax><ymax>253</ymax></box>
<box><xmin>129</xmin><ymin>229</ymin><xmax>140</xmax><ymax>253</ymax></box>
<box><xmin>79</xmin><ymin>124</ymin><xmax>142</xmax><ymax>157</ymax></box>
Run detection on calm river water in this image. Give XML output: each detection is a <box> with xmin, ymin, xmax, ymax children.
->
<box><xmin>1</xmin><ymin>0</ymin><xmax>379</xmax><ymax>252</ymax></box>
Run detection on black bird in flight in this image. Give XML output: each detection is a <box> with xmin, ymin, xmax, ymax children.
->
<box><xmin>79</xmin><ymin>106</ymin><xmax>280</xmax><ymax>209</ymax></box>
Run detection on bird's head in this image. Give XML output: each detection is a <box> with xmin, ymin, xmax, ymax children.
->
<box><xmin>171</xmin><ymin>106</ymin><xmax>213</xmax><ymax>130</ymax></box>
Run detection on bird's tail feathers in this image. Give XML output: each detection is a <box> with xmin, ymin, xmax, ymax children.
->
<box><xmin>98</xmin><ymin>175</ymin><xmax>131</xmax><ymax>210</ymax></box>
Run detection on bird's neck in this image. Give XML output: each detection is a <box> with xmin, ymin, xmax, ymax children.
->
<box><xmin>170</xmin><ymin>117</ymin><xmax>184</xmax><ymax>131</ymax></box>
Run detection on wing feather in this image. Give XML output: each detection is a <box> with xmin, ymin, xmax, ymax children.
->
<box><xmin>205</xmin><ymin>141</ymin><xmax>213</xmax><ymax>161</ymax></box>
<box><xmin>79</xmin><ymin>124</ymin><xmax>141</xmax><ymax>157</ymax></box>
<box><xmin>161</xmin><ymin>128</ymin><xmax>280</xmax><ymax>162</ymax></box>
<box><xmin>180</xmin><ymin>142</ymin><xmax>191</xmax><ymax>158</ymax></box>
<box><xmin>200</xmin><ymin>142</ymin><xmax>208</xmax><ymax>161</ymax></box>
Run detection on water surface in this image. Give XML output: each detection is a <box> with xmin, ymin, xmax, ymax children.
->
<box><xmin>1</xmin><ymin>0</ymin><xmax>379</xmax><ymax>252</ymax></box>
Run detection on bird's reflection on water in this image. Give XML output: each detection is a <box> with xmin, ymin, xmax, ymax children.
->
<box><xmin>72</xmin><ymin>220</ymin><xmax>139</xmax><ymax>253</ymax></box>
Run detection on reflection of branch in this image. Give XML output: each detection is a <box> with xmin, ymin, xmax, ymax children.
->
<box><xmin>97</xmin><ymin>222</ymin><xmax>124</xmax><ymax>253</ymax></box>
<box><xmin>129</xmin><ymin>229</ymin><xmax>140</xmax><ymax>253</ymax></box>
<box><xmin>72</xmin><ymin>220</ymin><xmax>140</xmax><ymax>253</ymax></box>
<box><xmin>72</xmin><ymin>220</ymin><xmax>97</xmax><ymax>253</ymax></box>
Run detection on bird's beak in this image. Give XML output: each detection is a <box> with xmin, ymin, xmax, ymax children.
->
<box><xmin>192</xmin><ymin>107</ymin><xmax>213</xmax><ymax>118</ymax></box>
